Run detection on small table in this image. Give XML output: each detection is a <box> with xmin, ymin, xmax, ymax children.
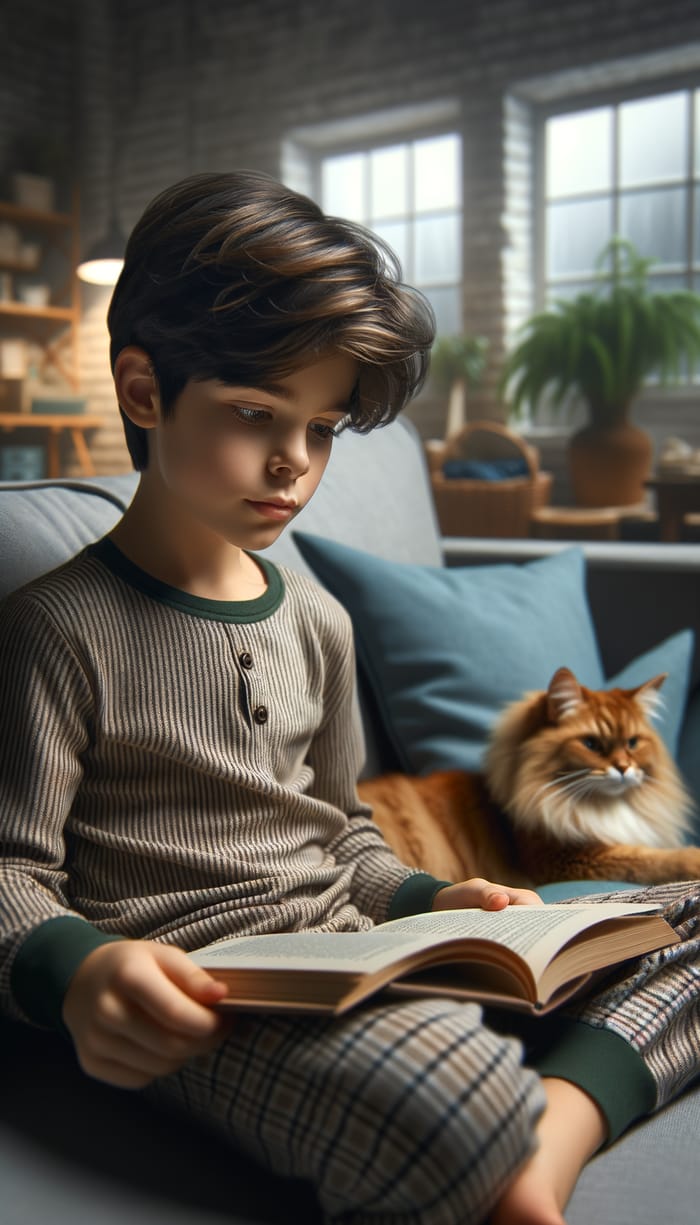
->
<box><xmin>530</xmin><ymin>505</ymin><xmax>620</xmax><ymax>541</ymax></box>
<box><xmin>646</xmin><ymin>474</ymin><xmax>700</xmax><ymax>543</ymax></box>
<box><xmin>0</xmin><ymin>412</ymin><xmax>104</xmax><ymax>478</ymax></box>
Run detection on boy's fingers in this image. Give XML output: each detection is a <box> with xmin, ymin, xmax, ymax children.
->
<box><xmin>503</xmin><ymin>887</ymin><xmax>543</xmax><ymax>906</ymax></box>
<box><xmin>157</xmin><ymin>945</ymin><xmax>229</xmax><ymax>1002</ymax></box>
<box><xmin>80</xmin><ymin>1030</ymin><xmax>220</xmax><ymax>1088</ymax></box>
<box><xmin>97</xmin><ymin>989</ymin><xmax>229</xmax><ymax>1058</ymax></box>
<box><xmin>480</xmin><ymin>885</ymin><xmax>542</xmax><ymax>908</ymax></box>
<box><xmin>433</xmin><ymin>879</ymin><xmax>543</xmax><ymax>911</ymax></box>
<box><xmin>119</xmin><ymin>947</ymin><xmax>229</xmax><ymax>1036</ymax></box>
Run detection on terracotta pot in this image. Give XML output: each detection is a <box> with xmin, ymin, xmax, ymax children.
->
<box><xmin>568</xmin><ymin>419</ymin><xmax>653</xmax><ymax>508</ymax></box>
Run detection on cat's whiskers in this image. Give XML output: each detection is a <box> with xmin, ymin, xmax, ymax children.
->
<box><xmin>523</xmin><ymin>761</ymin><xmax>689</xmax><ymax>847</ymax></box>
<box><xmin>551</xmin><ymin>772</ymin><xmax>598</xmax><ymax>802</ymax></box>
<box><xmin>529</xmin><ymin>769</ymin><xmax>590</xmax><ymax>803</ymax></box>
<box><xmin>523</xmin><ymin>771</ymin><xmax>594</xmax><ymax>826</ymax></box>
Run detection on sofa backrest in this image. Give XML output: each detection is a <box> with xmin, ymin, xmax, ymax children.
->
<box><xmin>0</xmin><ymin>476</ymin><xmax>138</xmax><ymax>600</ymax></box>
<box><xmin>0</xmin><ymin>419</ymin><xmax>440</xmax><ymax>603</ymax></box>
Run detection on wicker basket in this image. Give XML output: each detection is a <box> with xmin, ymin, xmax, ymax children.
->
<box><xmin>428</xmin><ymin>420</ymin><xmax>553</xmax><ymax>539</ymax></box>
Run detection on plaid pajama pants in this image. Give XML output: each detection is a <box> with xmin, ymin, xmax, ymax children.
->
<box><xmin>146</xmin><ymin>881</ymin><xmax>700</xmax><ymax>1225</ymax></box>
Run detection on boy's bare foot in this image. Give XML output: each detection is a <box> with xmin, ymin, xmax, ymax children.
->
<box><xmin>489</xmin><ymin>1077</ymin><xmax>607</xmax><ymax>1225</ymax></box>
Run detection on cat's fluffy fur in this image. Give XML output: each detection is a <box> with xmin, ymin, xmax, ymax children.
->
<box><xmin>359</xmin><ymin>668</ymin><xmax>700</xmax><ymax>887</ymax></box>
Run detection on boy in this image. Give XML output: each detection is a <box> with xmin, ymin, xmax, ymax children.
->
<box><xmin>0</xmin><ymin>171</ymin><xmax>698</xmax><ymax>1225</ymax></box>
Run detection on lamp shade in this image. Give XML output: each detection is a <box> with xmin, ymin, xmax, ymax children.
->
<box><xmin>77</xmin><ymin>220</ymin><xmax>125</xmax><ymax>285</ymax></box>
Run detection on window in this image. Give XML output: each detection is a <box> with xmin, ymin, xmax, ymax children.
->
<box><xmin>319</xmin><ymin>133</ymin><xmax>462</xmax><ymax>337</ymax></box>
<box><xmin>542</xmin><ymin>88</ymin><xmax>697</xmax><ymax>302</ymax></box>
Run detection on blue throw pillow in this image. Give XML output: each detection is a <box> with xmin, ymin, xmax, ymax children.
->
<box><xmin>606</xmin><ymin>630</ymin><xmax>695</xmax><ymax>762</ymax></box>
<box><xmin>293</xmin><ymin>534</ymin><xmax>693</xmax><ymax>773</ymax></box>
<box><xmin>678</xmin><ymin>687</ymin><xmax>700</xmax><ymax>838</ymax></box>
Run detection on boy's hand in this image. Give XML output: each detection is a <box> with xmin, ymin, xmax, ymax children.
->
<box><xmin>432</xmin><ymin>878</ymin><xmax>543</xmax><ymax>912</ymax></box>
<box><xmin>62</xmin><ymin>939</ymin><xmax>232</xmax><ymax>1089</ymax></box>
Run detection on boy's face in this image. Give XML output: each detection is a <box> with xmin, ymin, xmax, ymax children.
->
<box><xmin>147</xmin><ymin>351</ymin><xmax>358</xmax><ymax>551</ymax></box>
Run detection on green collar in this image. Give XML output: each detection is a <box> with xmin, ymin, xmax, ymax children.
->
<box><xmin>88</xmin><ymin>537</ymin><xmax>284</xmax><ymax>624</ymax></box>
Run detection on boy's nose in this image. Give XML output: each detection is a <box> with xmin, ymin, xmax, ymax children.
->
<box><xmin>268</xmin><ymin>437</ymin><xmax>310</xmax><ymax>478</ymax></box>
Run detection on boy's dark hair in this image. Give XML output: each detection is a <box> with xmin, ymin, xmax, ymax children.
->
<box><xmin>107</xmin><ymin>171</ymin><xmax>436</xmax><ymax>470</ymax></box>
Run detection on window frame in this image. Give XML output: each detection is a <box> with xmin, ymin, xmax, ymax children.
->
<box><xmin>306</xmin><ymin>123</ymin><xmax>464</xmax><ymax>338</ymax></box>
<box><xmin>534</xmin><ymin>71</ymin><xmax>700</xmax><ymax>308</ymax></box>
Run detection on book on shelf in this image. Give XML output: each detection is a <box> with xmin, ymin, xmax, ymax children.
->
<box><xmin>191</xmin><ymin>901</ymin><xmax>677</xmax><ymax>1018</ymax></box>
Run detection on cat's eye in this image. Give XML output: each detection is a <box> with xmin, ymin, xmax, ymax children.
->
<box><xmin>581</xmin><ymin>735</ymin><xmax>602</xmax><ymax>753</ymax></box>
<box><xmin>627</xmin><ymin>736</ymin><xmax>639</xmax><ymax>749</ymax></box>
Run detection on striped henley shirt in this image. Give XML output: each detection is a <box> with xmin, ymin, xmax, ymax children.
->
<box><xmin>0</xmin><ymin>538</ymin><xmax>441</xmax><ymax>1028</ymax></box>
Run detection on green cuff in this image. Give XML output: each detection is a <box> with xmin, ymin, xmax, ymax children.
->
<box><xmin>531</xmin><ymin>1018</ymin><xmax>657</xmax><ymax>1143</ymax></box>
<box><xmin>11</xmin><ymin>916</ymin><xmax>123</xmax><ymax>1032</ymax></box>
<box><xmin>388</xmin><ymin>873</ymin><xmax>453</xmax><ymax>920</ymax></box>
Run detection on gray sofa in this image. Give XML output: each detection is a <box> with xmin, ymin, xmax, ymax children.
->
<box><xmin>1</xmin><ymin>417</ymin><xmax>699</xmax><ymax>1224</ymax></box>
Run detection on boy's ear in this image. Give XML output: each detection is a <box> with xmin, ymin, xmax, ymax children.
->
<box><xmin>114</xmin><ymin>346</ymin><xmax>161</xmax><ymax>428</ymax></box>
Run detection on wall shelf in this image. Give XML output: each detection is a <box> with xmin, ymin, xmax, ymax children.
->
<box><xmin>0</xmin><ymin>302</ymin><xmax>75</xmax><ymax>323</ymax></box>
<box><xmin>0</xmin><ymin>200</ymin><xmax>73</xmax><ymax>229</ymax></box>
<box><xmin>0</xmin><ymin>191</ymin><xmax>85</xmax><ymax>477</ymax></box>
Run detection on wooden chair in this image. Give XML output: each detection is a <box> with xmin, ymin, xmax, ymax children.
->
<box><xmin>428</xmin><ymin>420</ymin><xmax>553</xmax><ymax>538</ymax></box>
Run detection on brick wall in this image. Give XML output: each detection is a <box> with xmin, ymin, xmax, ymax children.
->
<box><xmin>4</xmin><ymin>0</ymin><xmax>700</xmax><ymax>476</ymax></box>
<box><xmin>0</xmin><ymin>0</ymin><xmax>77</xmax><ymax>204</ymax></box>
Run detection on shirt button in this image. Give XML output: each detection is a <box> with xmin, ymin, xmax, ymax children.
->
<box><xmin>239</xmin><ymin>651</ymin><xmax>254</xmax><ymax>669</ymax></box>
<box><xmin>253</xmin><ymin>705</ymin><xmax>268</xmax><ymax>725</ymax></box>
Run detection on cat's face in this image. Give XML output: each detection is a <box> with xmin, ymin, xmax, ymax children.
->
<box><xmin>486</xmin><ymin>666</ymin><xmax>689</xmax><ymax>847</ymax></box>
<box><xmin>545</xmin><ymin>681</ymin><xmax>658</xmax><ymax>801</ymax></box>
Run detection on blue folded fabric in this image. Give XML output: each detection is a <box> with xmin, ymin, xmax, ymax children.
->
<box><xmin>442</xmin><ymin>457</ymin><xmax>530</xmax><ymax>480</ymax></box>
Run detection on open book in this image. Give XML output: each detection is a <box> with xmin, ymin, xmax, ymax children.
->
<box><xmin>191</xmin><ymin>902</ymin><xmax>678</xmax><ymax>1017</ymax></box>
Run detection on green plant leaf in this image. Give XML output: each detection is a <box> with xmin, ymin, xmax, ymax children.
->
<box><xmin>431</xmin><ymin>334</ymin><xmax>489</xmax><ymax>395</ymax></box>
<box><xmin>501</xmin><ymin>238</ymin><xmax>700</xmax><ymax>422</ymax></box>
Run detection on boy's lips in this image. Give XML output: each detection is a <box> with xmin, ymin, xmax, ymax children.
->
<box><xmin>246</xmin><ymin>498</ymin><xmax>298</xmax><ymax>521</ymax></box>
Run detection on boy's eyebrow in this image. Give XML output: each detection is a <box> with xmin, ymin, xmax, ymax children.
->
<box><xmin>229</xmin><ymin>380</ymin><xmax>352</xmax><ymax>414</ymax></box>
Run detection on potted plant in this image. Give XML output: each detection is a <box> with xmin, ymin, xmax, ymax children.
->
<box><xmin>430</xmin><ymin>332</ymin><xmax>489</xmax><ymax>437</ymax></box>
<box><xmin>500</xmin><ymin>238</ymin><xmax>700</xmax><ymax>506</ymax></box>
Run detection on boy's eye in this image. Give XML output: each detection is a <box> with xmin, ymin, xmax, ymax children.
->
<box><xmin>231</xmin><ymin>405</ymin><xmax>271</xmax><ymax>424</ymax></box>
<box><xmin>309</xmin><ymin>421</ymin><xmax>341</xmax><ymax>441</ymax></box>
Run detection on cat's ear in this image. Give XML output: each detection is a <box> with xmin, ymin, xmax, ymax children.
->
<box><xmin>632</xmin><ymin>673</ymin><xmax>667</xmax><ymax>721</ymax></box>
<box><xmin>546</xmin><ymin>667</ymin><xmax>583</xmax><ymax>723</ymax></box>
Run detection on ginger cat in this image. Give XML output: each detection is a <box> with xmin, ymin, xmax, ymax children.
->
<box><xmin>359</xmin><ymin>667</ymin><xmax>700</xmax><ymax>888</ymax></box>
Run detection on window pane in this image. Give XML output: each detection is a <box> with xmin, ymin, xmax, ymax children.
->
<box><xmin>370</xmin><ymin>144</ymin><xmax>408</xmax><ymax>218</ymax></box>
<box><xmin>424</xmin><ymin>285</ymin><xmax>461</xmax><ymax>338</ymax></box>
<box><xmin>545</xmin><ymin>279</ymin><xmax>600</xmax><ymax>305</ymax></box>
<box><xmin>372</xmin><ymin>220</ymin><xmax>410</xmax><ymax>275</ymax></box>
<box><xmin>646</xmin><ymin>272</ymin><xmax>687</xmax><ymax>293</ymax></box>
<box><xmin>619</xmin><ymin>92</ymin><xmax>687</xmax><ymax>187</ymax></box>
<box><xmin>414</xmin><ymin>134</ymin><xmax>461</xmax><ymax>212</ymax></box>
<box><xmin>414</xmin><ymin>213</ymin><xmax>460</xmax><ymax>284</ymax></box>
<box><xmin>321</xmin><ymin>153</ymin><xmax>366</xmax><ymax>221</ymax></box>
<box><xmin>546</xmin><ymin>107</ymin><xmax>612</xmax><ymax>198</ymax></box>
<box><xmin>619</xmin><ymin>187</ymin><xmax>686</xmax><ymax>266</ymax></box>
<box><xmin>547</xmin><ymin>198</ymin><xmax>612</xmax><ymax>278</ymax></box>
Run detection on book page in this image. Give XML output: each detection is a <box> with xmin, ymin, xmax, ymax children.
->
<box><xmin>193</xmin><ymin>926</ymin><xmax>457</xmax><ymax>974</ymax></box>
<box><xmin>379</xmin><ymin>904</ymin><xmax>662</xmax><ymax>982</ymax></box>
<box><xmin>192</xmin><ymin>902</ymin><xmax>660</xmax><ymax>979</ymax></box>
